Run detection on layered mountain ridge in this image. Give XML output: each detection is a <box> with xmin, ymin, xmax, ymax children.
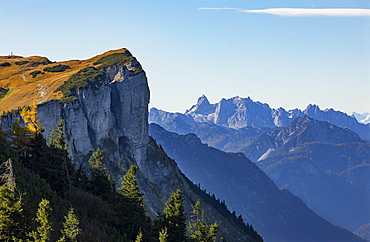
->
<box><xmin>149</xmin><ymin>123</ymin><xmax>366</xmax><ymax>242</ymax></box>
<box><xmin>149</xmin><ymin>96</ymin><xmax>370</xmax><ymax>239</ymax></box>
<box><xmin>150</xmin><ymin>95</ymin><xmax>370</xmax><ymax>141</ymax></box>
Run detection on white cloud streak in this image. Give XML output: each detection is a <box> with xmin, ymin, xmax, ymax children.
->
<box><xmin>199</xmin><ymin>7</ymin><xmax>370</xmax><ymax>17</ymax></box>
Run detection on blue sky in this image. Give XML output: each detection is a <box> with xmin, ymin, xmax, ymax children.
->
<box><xmin>1</xmin><ymin>0</ymin><xmax>369</xmax><ymax>114</ymax></box>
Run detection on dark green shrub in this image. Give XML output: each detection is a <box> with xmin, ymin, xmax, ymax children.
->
<box><xmin>0</xmin><ymin>62</ymin><xmax>11</xmax><ymax>67</ymax></box>
<box><xmin>93</xmin><ymin>53</ymin><xmax>134</xmax><ymax>68</ymax></box>
<box><xmin>15</xmin><ymin>61</ymin><xmax>29</xmax><ymax>65</ymax></box>
<box><xmin>56</xmin><ymin>67</ymin><xmax>106</xmax><ymax>103</ymax></box>
<box><xmin>29</xmin><ymin>70</ymin><xmax>43</xmax><ymax>78</ymax></box>
<box><xmin>43</xmin><ymin>64</ymin><xmax>71</xmax><ymax>73</ymax></box>
<box><xmin>93</xmin><ymin>52</ymin><xmax>143</xmax><ymax>74</ymax></box>
<box><xmin>0</xmin><ymin>87</ymin><xmax>9</xmax><ymax>99</ymax></box>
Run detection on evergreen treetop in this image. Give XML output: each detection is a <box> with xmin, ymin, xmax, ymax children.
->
<box><xmin>188</xmin><ymin>199</ymin><xmax>219</xmax><ymax>242</ymax></box>
<box><xmin>161</xmin><ymin>189</ymin><xmax>187</xmax><ymax>242</ymax></box>
<box><xmin>119</xmin><ymin>165</ymin><xmax>143</xmax><ymax>207</ymax></box>
<box><xmin>30</xmin><ymin>198</ymin><xmax>53</xmax><ymax>242</ymax></box>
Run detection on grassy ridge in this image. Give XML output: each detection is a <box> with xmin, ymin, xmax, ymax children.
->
<box><xmin>0</xmin><ymin>49</ymin><xmax>136</xmax><ymax>113</ymax></box>
<box><xmin>55</xmin><ymin>67</ymin><xmax>106</xmax><ymax>103</ymax></box>
<box><xmin>94</xmin><ymin>52</ymin><xmax>143</xmax><ymax>75</ymax></box>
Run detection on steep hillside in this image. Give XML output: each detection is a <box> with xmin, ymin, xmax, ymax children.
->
<box><xmin>0</xmin><ymin>49</ymin><xmax>261</xmax><ymax>241</ymax></box>
<box><xmin>149</xmin><ymin>123</ymin><xmax>365</xmax><ymax>242</ymax></box>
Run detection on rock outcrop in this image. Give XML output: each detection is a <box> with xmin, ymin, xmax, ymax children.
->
<box><xmin>0</xmin><ymin>50</ymin><xmax>261</xmax><ymax>241</ymax></box>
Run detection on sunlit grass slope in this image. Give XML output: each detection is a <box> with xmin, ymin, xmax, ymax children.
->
<box><xmin>0</xmin><ymin>49</ymin><xmax>131</xmax><ymax>114</ymax></box>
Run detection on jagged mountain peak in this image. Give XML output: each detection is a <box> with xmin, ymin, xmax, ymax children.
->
<box><xmin>150</xmin><ymin>95</ymin><xmax>370</xmax><ymax>140</ymax></box>
<box><xmin>305</xmin><ymin>103</ymin><xmax>320</xmax><ymax>111</ymax></box>
<box><xmin>186</xmin><ymin>94</ymin><xmax>215</xmax><ymax>115</ymax></box>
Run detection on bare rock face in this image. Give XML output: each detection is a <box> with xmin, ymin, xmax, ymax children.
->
<box><xmin>37</xmin><ymin>64</ymin><xmax>150</xmax><ymax>169</ymax></box>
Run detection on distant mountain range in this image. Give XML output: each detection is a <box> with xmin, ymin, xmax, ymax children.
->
<box><xmin>150</xmin><ymin>95</ymin><xmax>370</xmax><ymax>141</ymax></box>
<box><xmin>241</xmin><ymin>115</ymin><xmax>370</xmax><ymax>232</ymax></box>
<box><xmin>149</xmin><ymin>123</ymin><xmax>366</xmax><ymax>242</ymax></box>
<box><xmin>149</xmin><ymin>95</ymin><xmax>370</xmax><ymax>240</ymax></box>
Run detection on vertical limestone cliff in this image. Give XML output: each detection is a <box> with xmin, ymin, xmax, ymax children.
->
<box><xmin>38</xmin><ymin>64</ymin><xmax>150</xmax><ymax>169</ymax></box>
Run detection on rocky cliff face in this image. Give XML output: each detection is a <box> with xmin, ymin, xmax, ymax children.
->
<box><xmin>39</xmin><ymin>64</ymin><xmax>149</xmax><ymax>169</ymax></box>
<box><xmin>0</xmin><ymin>50</ymin><xmax>260</xmax><ymax>241</ymax></box>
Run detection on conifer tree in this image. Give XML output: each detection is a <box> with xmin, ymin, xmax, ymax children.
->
<box><xmin>134</xmin><ymin>230</ymin><xmax>143</xmax><ymax>242</ymax></box>
<box><xmin>88</xmin><ymin>148</ymin><xmax>105</xmax><ymax>171</ymax></box>
<box><xmin>58</xmin><ymin>208</ymin><xmax>81</xmax><ymax>242</ymax></box>
<box><xmin>0</xmin><ymin>184</ymin><xmax>23</xmax><ymax>241</ymax></box>
<box><xmin>49</xmin><ymin>119</ymin><xmax>68</xmax><ymax>151</ymax></box>
<box><xmin>161</xmin><ymin>189</ymin><xmax>187</xmax><ymax>242</ymax></box>
<box><xmin>30</xmin><ymin>198</ymin><xmax>53</xmax><ymax>242</ymax></box>
<box><xmin>119</xmin><ymin>165</ymin><xmax>143</xmax><ymax>207</ymax></box>
<box><xmin>118</xmin><ymin>165</ymin><xmax>149</xmax><ymax>241</ymax></box>
<box><xmin>26</xmin><ymin>132</ymin><xmax>69</xmax><ymax>192</ymax></box>
<box><xmin>75</xmin><ymin>164</ymin><xmax>89</xmax><ymax>190</ymax></box>
<box><xmin>8</xmin><ymin>119</ymin><xmax>32</xmax><ymax>158</ymax></box>
<box><xmin>188</xmin><ymin>200</ymin><xmax>219</xmax><ymax>242</ymax></box>
<box><xmin>0</xmin><ymin>159</ymin><xmax>24</xmax><ymax>241</ymax></box>
<box><xmin>0</xmin><ymin>128</ymin><xmax>17</xmax><ymax>164</ymax></box>
<box><xmin>88</xmin><ymin>148</ymin><xmax>114</xmax><ymax>200</ymax></box>
<box><xmin>49</xmin><ymin>119</ymin><xmax>73</xmax><ymax>189</ymax></box>
<box><xmin>159</xmin><ymin>227</ymin><xmax>168</xmax><ymax>242</ymax></box>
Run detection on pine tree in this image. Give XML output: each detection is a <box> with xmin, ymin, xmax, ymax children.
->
<box><xmin>29</xmin><ymin>198</ymin><xmax>53</xmax><ymax>242</ymax></box>
<box><xmin>134</xmin><ymin>230</ymin><xmax>143</xmax><ymax>242</ymax></box>
<box><xmin>118</xmin><ymin>165</ymin><xmax>149</xmax><ymax>241</ymax></box>
<box><xmin>8</xmin><ymin>119</ymin><xmax>32</xmax><ymax>158</ymax></box>
<box><xmin>161</xmin><ymin>189</ymin><xmax>187</xmax><ymax>242</ymax></box>
<box><xmin>58</xmin><ymin>208</ymin><xmax>81</xmax><ymax>242</ymax></box>
<box><xmin>119</xmin><ymin>165</ymin><xmax>143</xmax><ymax>207</ymax></box>
<box><xmin>0</xmin><ymin>160</ymin><xmax>24</xmax><ymax>241</ymax></box>
<box><xmin>49</xmin><ymin>119</ymin><xmax>68</xmax><ymax>151</ymax></box>
<box><xmin>0</xmin><ymin>128</ymin><xmax>17</xmax><ymax>164</ymax></box>
<box><xmin>49</xmin><ymin>119</ymin><xmax>73</xmax><ymax>189</ymax></box>
<box><xmin>88</xmin><ymin>148</ymin><xmax>114</xmax><ymax>201</ymax></box>
<box><xmin>88</xmin><ymin>148</ymin><xmax>105</xmax><ymax>171</ymax></box>
<box><xmin>26</xmin><ymin>132</ymin><xmax>69</xmax><ymax>192</ymax></box>
<box><xmin>75</xmin><ymin>164</ymin><xmax>88</xmax><ymax>190</ymax></box>
<box><xmin>188</xmin><ymin>200</ymin><xmax>219</xmax><ymax>242</ymax></box>
<box><xmin>159</xmin><ymin>227</ymin><xmax>168</xmax><ymax>242</ymax></box>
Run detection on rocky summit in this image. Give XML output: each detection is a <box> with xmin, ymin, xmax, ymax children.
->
<box><xmin>0</xmin><ymin>49</ymin><xmax>262</xmax><ymax>241</ymax></box>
